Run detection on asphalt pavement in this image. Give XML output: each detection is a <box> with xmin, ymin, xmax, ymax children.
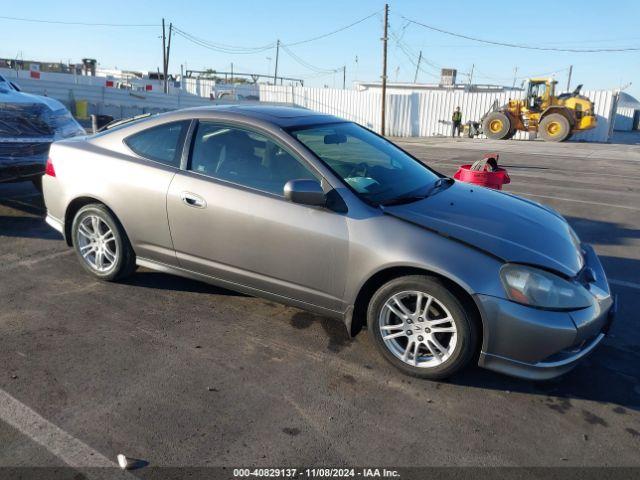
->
<box><xmin>0</xmin><ymin>136</ymin><xmax>639</xmax><ymax>477</ymax></box>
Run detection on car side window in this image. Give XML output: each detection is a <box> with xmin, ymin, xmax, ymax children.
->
<box><xmin>189</xmin><ymin>122</ymin><xmax>319</xmax><ymax>196</ymax></box>
<box><xmin>124</xmin><ymin>121</ymin><xmax>188</xmax><ymax>167</ymax></box>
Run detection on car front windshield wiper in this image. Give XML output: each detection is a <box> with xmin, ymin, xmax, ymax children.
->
<box><xmin>379</xmin><ymin>194</ymin><xmax>428</xmax><ymax>207</ymax></box>
<box><xmin>379</xmin><ymin>177</ymin><xmax>454</xmax><ymax>207</ymax></box>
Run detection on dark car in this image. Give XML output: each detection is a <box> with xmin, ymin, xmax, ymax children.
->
<box><xmin>0</xmin><ymin>75</ymin><xmax>85</xmax><ymax>189</ymax></box>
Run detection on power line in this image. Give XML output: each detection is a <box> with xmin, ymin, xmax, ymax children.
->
<box><xmin>173</xmin><ymin>9</ymin><xmax>380</xmax><ymax>55</ymax></box>
<box><xmin>473</xmin><ymin>66</ymin><xmax>570</xmax><ymax>83</ymax></box>
<box><xmin>172</xmin><ymin>27</ymin><xmax>275</xmax><ymax>54</ymax></box>
<box><xmin>387</xmin><ymin>18</ymin><xmax>441</xmax><ymax>71</ymax></box>
<box><xmin>283</xmin><ymin>10</ymin><xmax>380</xmax><ymax>47</ymax></box>
<box><xmin>0</xmin><ymin>14</ymin><xmax>157</xmax><ymax>27</ymax></box>
<box><xmin>290</xmin><ymin>70</ymin><xmax>339</xmax><ymax>80</ymax></box>
<box><xmin>388</xmin><ymin>27</ymin><xmax>440</xmax><ymax>80</ymax></box>
<box><xmin>280</xmin><ymin>45</ymin><xmax>338</xmax><ymax>74</ymax></box>
<box><xmin>402</xmin><ymin>16</ymin><xmax>640</xmax><ymax>52</ymax></box>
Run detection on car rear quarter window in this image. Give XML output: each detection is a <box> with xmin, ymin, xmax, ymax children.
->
<box><xmin>124</xmin><ymin>121</ymin><xmax>188</xmax><ymax>167</ymax></box>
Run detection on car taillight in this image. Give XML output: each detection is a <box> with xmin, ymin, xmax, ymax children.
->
<box><xmin>45</xmin><ymin>157</ymin><xmax>56</xmax><ymax>177</ymax></box>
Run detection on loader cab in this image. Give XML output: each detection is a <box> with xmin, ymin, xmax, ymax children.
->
<box><xmin>526</xmin><ymin>79</ymin><xmax>555</xmax><ymax>112</ymax></box>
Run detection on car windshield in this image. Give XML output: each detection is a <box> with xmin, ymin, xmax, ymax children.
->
<box><xmin>288</xmin><ymin>122</ymin><xmax>441</xmax><ymax>205</ymax></box>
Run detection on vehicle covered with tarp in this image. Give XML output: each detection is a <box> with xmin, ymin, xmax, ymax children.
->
<box><xmin>0</xmin><ymin>75</ymin><xmax>85</xmax><ymax>188</ymax></box>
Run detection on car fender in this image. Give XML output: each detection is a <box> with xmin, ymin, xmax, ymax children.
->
<box><xmin>343</xmin><ymin>214</ymin><xmax>506</xmax><ymax>335</ymax></box>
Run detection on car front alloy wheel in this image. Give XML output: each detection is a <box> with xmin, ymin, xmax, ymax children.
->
<box><xmin>368</xmin><ymin>275</ymin><xmax>477</xmax><ymax>380</ymax></box>
<box><xmin>379</xmin><ymin>291</ymin><xmax>458</xmax><ymax>368</ymax></box>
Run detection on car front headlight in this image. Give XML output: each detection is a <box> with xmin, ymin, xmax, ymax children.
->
<box><xmin>500</xmin><ymin>264</ymin><xmax>592</xmax><ymax>310</ymax></box>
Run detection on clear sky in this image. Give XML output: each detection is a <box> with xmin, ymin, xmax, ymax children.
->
<box><xmin>1</xmin><ymin>0</ymin><xmax>639</xmax><ymax>97</ymax></box>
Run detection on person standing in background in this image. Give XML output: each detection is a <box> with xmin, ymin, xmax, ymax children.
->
<box><xmin>452</xmin><ymin>107</ymin><xmax>462</xmax><ymax>137</ymax></box>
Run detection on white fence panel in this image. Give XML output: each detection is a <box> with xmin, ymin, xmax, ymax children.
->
<box><xmin>182</xmin><ymin>77</ymin><xmax>216</xmax><ymax>98</ymax></box>
<box><xmin>571</xmin><ymin>90</ymin><xmax>617</xmax><ymax>142</ymax></box>
<box><xmin>614</xmin><ymin>106</ymin><xmax>635</xmax><ymax>131</ymax></box>
<box><xmin>259</xmin><ymin>85</ymin><xmax>382</xmax><ymax>132</ymax></box>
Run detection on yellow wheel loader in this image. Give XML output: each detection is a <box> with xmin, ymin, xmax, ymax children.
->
<box><xmin>481</xmin><ymin>78</ymin><xmax>597</xmax><ymax>142</ymax></box>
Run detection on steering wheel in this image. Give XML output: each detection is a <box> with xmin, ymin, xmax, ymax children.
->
<box><xmin>346</xmin><ymin>162</ymin><xmax>369</xmax><ymax>178</ymax></box>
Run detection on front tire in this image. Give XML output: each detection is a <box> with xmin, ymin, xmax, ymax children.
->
<box><xmin>367</xmin><ymin>275</ymin><xmax>478</xmax><ymax>380</ymax></box>
<box><xmin>71</xmin><ymin>204</ymin><xmax>136</xmax><ymax>281</ymax></box>
<box><xmin>483</xmin><ymin>112</ymin><xmax>512</xmax><ymax>140</ymax></box>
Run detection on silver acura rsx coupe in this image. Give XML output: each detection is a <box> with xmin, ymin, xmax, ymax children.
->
<box><xmin>42</xmin><ymin>105</ymin><xmax>615</xmax><ymax>381</ymax></box>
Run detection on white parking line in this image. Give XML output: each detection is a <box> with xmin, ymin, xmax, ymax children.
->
<box><xmin>0</xmin><ymin>389</ymin><xmax>133</xmax><ymax>474</ymax></box>
<box><xmin>610</xmin><ymin>279</ymin><xmax>640</xmax><ymax>291</ymax></box>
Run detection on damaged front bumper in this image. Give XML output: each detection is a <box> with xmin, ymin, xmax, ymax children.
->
<box><xmin>476</xmin><ymin>244</ymin><xmax>615</xmax><ymax>380</ymax></box>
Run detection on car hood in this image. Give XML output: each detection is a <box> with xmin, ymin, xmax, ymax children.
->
<box><xmin>383</xmin><ymin>181</ymin><xmax>584</xmax><ymax>277</ymax></box>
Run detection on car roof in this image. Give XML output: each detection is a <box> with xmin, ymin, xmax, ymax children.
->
<box><xmin>182</xmin><ymin>104</ymin><xmax>345</xmax><ymax>128</ymax></box>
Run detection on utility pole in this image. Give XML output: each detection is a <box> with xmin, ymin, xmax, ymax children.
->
<box><xmin>273</xmin><ymin>39</ymin><xmax>280</xmax><ymax>86</ymax></box>
<box><xmin>468</xmin><ymin>63</ymin><xmax>475</xmax><ymax>86</ymax></box>
<box><xmin>512</xmin><ymin>66</ymin><xmax>518</xmax><ymax>89</ymax></box>
<box><xmin>161</xmin><ymin>18</ymin><xmax>167</xmax><ymax>93</ymax></box>
<box><xmin>567</xmin><ymin>65</ymin><xmax>573</xmax><ymax>92</ymax></box>
<box><xmin>381</xmin><ymin>3</ymin><xmax>389</xmax><ymax>136</ymax></box>
<box><xmin>414</xmin><ymin>50</ymin><xmax>422</xmax><ymax>83</ymax></box>
<box><xmin>343</xmin><ymin>65</ymin><xmax>346</xmax><ymax>89</ymax></box>
<box><xmin>164</xmin><ymin>22</ymin><xmax>172</xmax><ymax>93</ymax></box>
<box><xmin>230</xmin><ymin>62</ymin><xmax>234</xmax><ymax>82</ymax></box>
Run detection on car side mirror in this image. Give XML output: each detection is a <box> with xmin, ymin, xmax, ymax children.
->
<box><xmin>284</xmin><ymin>179</ymin><xmax>326</xmax><ymax>207</ymax></box>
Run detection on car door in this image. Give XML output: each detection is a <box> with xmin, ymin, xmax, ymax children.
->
<box><xmin>166</xmin><ymin>121</ymin><xmax>349</xmax><ymax>313</ymax></box>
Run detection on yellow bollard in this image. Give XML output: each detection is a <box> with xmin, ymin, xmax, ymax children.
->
<box><xmin>75</xmin><ymin>100</ymin><xmax>88</xmax><ymax>119</ymax></box>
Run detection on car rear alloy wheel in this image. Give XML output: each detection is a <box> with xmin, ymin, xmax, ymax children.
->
<box><xmin>368</xmin><ymin>275</ymin><xmax>477</xmax><ymax>380</ymax></box>
<box><xmin>378</xmin><ymin>291</ymin><xmax>457</xmax><ymax>368</ymax></box>
<box><xmin>71</xmin><ymin>204</ymin><xmax>136</xmax><ymax>281</ymax></box>
<box><xmin>76</xmin><ymin>215</ymin><xmax>118</xmax><ymax>273</ymax></box>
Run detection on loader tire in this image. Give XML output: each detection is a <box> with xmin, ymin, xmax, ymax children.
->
<box><xmin>483</xmin><ymin>112</ymin><xmax>512</xmax><ymax>140</ymax></box>
<box><xmin>539</xmin><ymin>113</ymin><xmax>571</xmax><ymax>142</ymax></box>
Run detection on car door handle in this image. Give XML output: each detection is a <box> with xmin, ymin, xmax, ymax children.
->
<box><xmin>180</xmin><ymin>192</ymin><xmax>207</xmax><ymax>208</ymax></box>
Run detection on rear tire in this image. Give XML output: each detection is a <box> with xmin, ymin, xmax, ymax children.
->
<box><xmin>539</xmin><ymin>113</ymin><xmax>571</xmax><ymax>142</ymax></box>
<box><xmin>367</xmin><ymin>275</ymin><xmax>478</xmax><ymax>380</ymax></box>
<box><xmin>482</xmin><ymin>112</ymin><xmax>512</xmax><ymax>140</ymax></box>
<box><xmin>71</xmin><ymin>204</ymin><xmax>136</xmax><ymax>281</ymax></box>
